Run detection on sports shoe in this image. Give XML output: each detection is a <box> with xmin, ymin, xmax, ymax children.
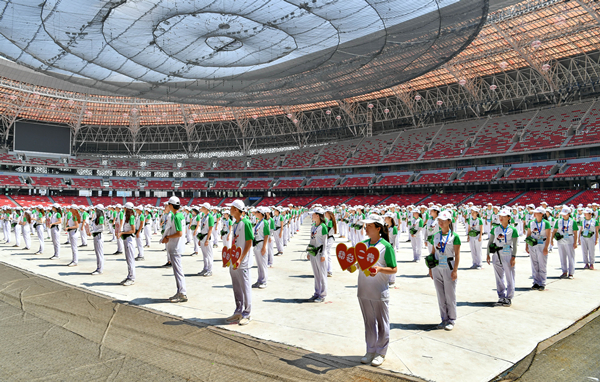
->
<box><xmin>584</xmin><ymin>264</ymin><xmax>590</xmax><ymax>269</ymax></box>
<box><xmin>314</xmin><ymin>297</ymin><xmax>325</xmax><ymax>303</ymax></box>
<box><xmin>91</xmin><ymin>270</ymin><xmax>102</xmax><ymax>275</ymax></box>
<box><xmin>327</xmin><ymin>272</ymin><xmax>333</xmax><ymax>277</ymax></box>
<box><xmin>437</xmin><ymin>321</ymin><xmax>446</xmax><ymax>329</ymax></box>
<box><xmin>169</xmin><ymin>293</ymin><xmax>188</xmax><ymax>303</ymax></box>
<box><xmin>494</xmin><ymin>298</ymin><xmax>505</xmax><ymax>307</ymax></box>
<box><xmin>49</xmin><ymin>255</ymin><xmax>59</xmax><ymax>260</ymax></box>
<box><xmin>122</xmin><ymin>279</ymin><xmax>135</xmax><ymax>286</ymax></box>
<box><xmin>112</xmin><ymin>251</ymin><xmax>123</xmax><ymax>255</ymax></box>
<box><xmin>444</xmin><ymin>323</ymin><xmax>454</xmax><ymax>331</ymax></box>
<box><xmin>389</xmin><ymin>282</ymin><xmax>395</xmax><ymax>286</ymax></box>
<box><xmin>360</xmin><ymin>353</ymin><xmax>376</xmax><ymax>364</ymax></box>
<box><xmin>559</xmin><ymin>273</ymin><xmax>568</xmax><ymax>279</ymax></box>
<box><xmin>308</xmin><ymin>295</ymin><xmax>318</xmax><ymax>301</ymax></box>
<box><xmin>531</xmin><ymin>284</ymin><xmax>540</xmax><ymax>290</ymax></box>
<box><xmin>203</xmin><ymin>271</ymin><xmax>212</xmax><ymax>277</ymax></box>
<box><xmin>67</xmin><ymin>262</ymin><xmax>77</xmax><ymax>267</ymax></box>
<box><xmin>538</xmin><ymin>286</ymin><xmax>545</xmax><ymax>291</ymax></box>
<box><xmin>568</xmin><ymin>275</ymin><xmax>574</xmax><ymax>279</ymax></box>
<box><xmin>238</xmin><ymin>316</ymin><xmax>251</xmax><ymax>326</ymax></box>
<box><xmin>225</xmin><ymin>313</ymin><xmax>242</xmax><ymax>323</ymax></box>
<box><xmin>134</xmin><ymin>256</ymin><xmax>144</xmax><ymax>261</ymax></box>
<box><xmin>252</xmin><ymin>282</ymin><xmax>260</xmax><ymax>288</ymax></box>
<box><xmin>371</xmin><ymin>354</ymin><xmax>385</xmax><ymax>367</ymax></box>
<box><xmin>258</xmin><ymin>283</ymin><xmax>267</xmax><ymax>289</ymax></box>
<box><xmin>198</xmin><ymin>269</ymin><xmax>207</xmax><ymax>276</ymax></box>
<box><xmin>162</xmin><ymin>262</ymin><xmax>172</xmax><ymax>267</ymax></box>
<box><xmin>190</xmin><ymin>252</ymin><xmax>198</xmax><ymax>257</ymax></box>
<box><xmin>502</xmin><ymin>299</ymin><xmax>512</xmax><ymax>307</ymax></box>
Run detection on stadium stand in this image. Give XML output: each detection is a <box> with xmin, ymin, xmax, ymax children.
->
<box><xmin>412</xmin><ymin>172</ymin><xmax>454</xmax><ymax>185</ymax></box>
<box><xmin>568</xmin><ymin>189</ymin><xmax>600</xmax><ymax>206</ymax></box>
<box><xmin>304</xmin><ymin>178</ymin><xmax>338</xmax><ymax>189</ymax></box>
<box><xmin>278</xmin><ymin>196</ymin><xmax>318</xmax><ymax>206</ymax></box>
<box><xmin>52</xmin><ymin>196</ymin><xmax>90</xmax><ymax>206</ymax></box>
<box><xmin>382</xmin><ymin>125</ymin><xmax>440</xmax><ymax>163</ymax></box>
<box><xmin>422</xmin><ymin>120</ymin><xmax>482</xmax><ymax>160</ymax></box>
<box><xmin>464</xmin><ymin>112</ymin><xmax>535</xmax><ymax>157</ymax></box>
<box><xmin>12</xmin><ymin>195</ymin><xmax>53</xmax><ymax>207</ymax></box>
<box><xmin>214</xmin><ymin>158</ymin><xmax>246</xmax><ymax>171</ymax></box>
<box><xmin>111</xmin><ymin>179</ymin><xmax>139</xmax><ymax>190</ymax></box>
<box><xmin>273</xmin><ymin>179</ymin><xmax>304</xmax><ymax>190</ymax></box>
<box><xmin>382</xmin><ymin>194</ymin><xmax>429</xmax><ymax>205</ymax></box>
<box><xmin>0</xmin><ymin>175</ymin><xmax>23</xmax><ymax>186</ymax></box>
<box><xmin>256</xmin><ymin>197</ymin><xmax>287</xmax><ymax>206</ymax></box>
<box><xmin>147</xmin><ymin>161</ymin><xmax>173</xmax><ymax>171</ymax></box>
<box><xmin>461</xmin><ymin>191</ymin><xmax>522</xmax><ymax>206</ymax></box>
<box><xmin>179</xmin><ymin>180</ymin><xmax>209</xmax><ymax>190</ymax></box>
<box><xmin>310</xmin><ymin>195</ymin><xmax>352</xmax><ymax>206</ymax></box>
<box><xmin>71</xmin><ymin>178</ymin><xmax>103</xmax><ymax>188</ymax></box>
<box><xmin>510</xmin><ymin>190</ymin><xmax>579</xmax><ymax>206</ymax></box>
<box><xmin>420</xmin><ymin>192</ymin><xmax>473</xmax><ymax>205</ymax></box>
<box><xmin>280</xmin><ymin>147</ymin><xmax>321</xmax><ymax>169</ymax></box>
<box><xmin>0</xmin><ymin>195</ymin><xmax>17</xmax><ymax>207</ymax></box>
<box><xmin>455</xmin><ymin>169</ymin><xmax>499</xmax><ymax>183</ymax></box>
<box><xmin>373</xmin><ymin>174</ymin><xmax>412</xmax><ymax>187</ymax></box>
<box><xmin>502</xmin><ymin>165</ymin><xmax>554</xmax><ymax>181</ymax></box>
<box><xmin>554</xmin><ymin>162</ymin><xmax>600</xmax><ymax>178</ymax></box>
<box><xmin>125</xmin><ymin>197</ymin><xmax>159</xmax><ymax>206</ymax></box>
<box><xmin>345</xmin><ymin>195</ymin><xmax>389</xmax><ymax>206</ymax></box>
<box><xmin>337</xmin><ymin>176</ymin><xmax>372</xmax><ymax>188</ymax></box>
<box><xmin>346</xmin><ymin>133</ymin><xmax>397</xmax><ymax>166</ymax></box>
<box><xmin>312</xmin><ymin>139</ymin><xmax>361</xmax><ymax>168</ymax></box>
<box><xmin>30</xmin><ymin>176</ymin><xmax>65</xmax><ymax>188</ymax></box>
<box><xmin>212</xmin><ymin>180</ymin><xmax>241</xmax><ymax>190</ymax></box>
<box><xmin>90</xmin><ymin>196</ymin><xmax>123</xmax><ymax>206</ymax></box>
<box><xmin>243</xmin><ymin>180</ymin><xmax>273</xmax><ymax>190</ymax></box>
<box><xmin>146</xmin><ymin>180</ymin><xmax>173</xmax><ymax>190</ymax></box>
<box><xmin>247</xmin><ymin>154</ymin><xmax>281</xmax><ymax>170</ymax></box>
<box><xmin>190</xmin><ymin>197</ymin><xmax>222</xmax><ymax>206</ymax></box>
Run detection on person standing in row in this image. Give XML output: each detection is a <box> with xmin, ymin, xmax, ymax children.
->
<box><xmin>48</xmin><ymin>204</ymin><xmax>62</xmax><ymax>260</ymax></box>
<box><xmin>66</xmin><ymin>206</ymin><xmax>80</xmax><ymax>267</ymax></box>
<box><xmin>79</xmin><ymin>207</ymin><xmax>89</xmax><ymax>248</ymax></box>
<box><xmin>221</xmin><ymin>210</ymin><xmax>232</xmax><ymax>248</ymax></box>
<box><xmin>324</xmin><ymin>209</ymin><xmax>337</xmax><ymax>277</ymax></box>
<box><xmin>252</xmin><ymin>207</ymin><xmax>270</xmax><ymax>289</ymax></box>
<box><xmin>161</xmin><ymin>196</ymin><xmax>187</xmax><ymax>303</ymax></box>
<box><xmin>20</xmin><ymin>210</ymin><xmax>32</xmax><ymax>250</ymax></box>
<box><xmin>551</xmin><ymin>207</ymin><xmax>579</xmax><ymax>279</ymax></box>
<box><xmin>265</xmin><ymin>209</ymin><xmax>275</xmax><ymax>268</ymax></box>
<box><xmin>307</xmin><ymin>208</ymin><xmax>328</xmax><ymax>302</ymax></box>
<box><xmin>579</xmin><ymin>207</ymin><xmax>598</xmax><ymax>270</ymax></box>
<box><xmin>225</xmin><ymin>200</ymin><xmax>253</xmax><ymax>325</ymax></box>
<box><xmin>120</xmin><ymin>203</ymin><xmax>136</xmax><ymax>286</ymax></box>
<box><xmin>134</xmin><ymin>206</ymin><xmax>145</xmax><ymax>261</ymax></box>
<box><xmin>429</xmin><ymin>211</ymin><xmax>461</xmax><ymax>331</ymax></box>
<box><xmin>198</xmin><ymin>203</ymin><xmax>214</xmax><ymax>277</ymax></box>
<box><xmin>33</xmin><ymin>207</ymin><xmax>45</xmax><ymax>255</ymax></box>
<box><xmin>91</xmin><ymin>205</ymin><xmax>105</xmax><ymax>275</ymax></box>
<box><xmin>356</xmin><ymin>214</ymin><xmax>397</xmax><ymax>368</ymax></box>
<box><xmin>273</xmin><ymin>208</ymin><xmax>284</xmax><ymax>256</ymax></box>
<box><xmin>12</xmin><ymin>209</ymin><xmax>22</xmax><ymax>248</ymax></box>
<box><xmin>487</xmin><ymin>210</ymin><xmax>518</xmax><ymax>307</ymax></box>
<box><xmin>190</xmin><ymin>207</ymin><xmax>201</xmax><ymax>256</ymax></box>
<box><xmin>113</xmin><ymin>205</ymin><xmax>124</xmax><ymax>255</ymax></box>
<box><xmin>410</xmin><ymin>209</ymin><xmax>424</xmax><ymax>262</ymax></box>
<box><xmin>525</xmin><ymin>207</ymin><xmax>551</xmax><ymax>291</ymax></box>
<box><xmin>467</xmin><ymin>207</ymin><xmax>483</xmax><ymax>269</ymax></box>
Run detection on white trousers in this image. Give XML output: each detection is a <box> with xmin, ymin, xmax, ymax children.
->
<box><xmin>432</xmin><ymin>266</ymin><xmax>457</xmax><ymax>324</ymax></box>
<box><xmin>358</xmin><ymin>298</ymin><xmax>390</xmax><ymax>356</ymax></box>
<box><xmin>529</xmin><ymin>245</ymin><xmax>548</xmax><ymax>287</ymax></box>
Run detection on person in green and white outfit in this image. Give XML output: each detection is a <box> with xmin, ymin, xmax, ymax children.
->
<box><xmin>120</xmin><ymin>202</ymin><xmax>136</xmax><ymax>286</ymax></box>
<box><xmin>487</xmin><ymin>210</ymin><xmax>518</xmax><ymax>307</ymax></box>
<box><xmin>578</xmin><ymin>207</ymin><xmax>598</xmax><ymax>270</ymax></box>
<box><xmin>307</xmin><ymin>207</ymin><xmax>328</xmax><ymax>302</ymax></box>
<box><xmin>551</xmin><ymin>206</ymin><xmax>579</xmax><ymax>279</ymax></box>
<box><xmin>467</xmin><ymin>207</ymin><xmax>484</xmax><ymax>269</ymax></box>
<box><xmin>161</xmin><ymin>196</ymin><xmax>187</xmax><ymax>303</ymax></box>
<box><xmin>33</xmin><ymin>206</ymin><xmax>45</xmax><ymax>255</ymax></box>
<box><xmin>252</xmin><ymin>207</ymin><xmax>270</xmax><ymax>289</ymax></box>
<box><xmin>525</xmin><ymin>207</ymin><xmax>551</xmax><ymax>290</ymax></box>
<box><xmin>409</xmin><ymin>209</ymin><xmax>424</xmax><ymax>262</ymax></box>
<box><xmin>355</xmin><ymin>214</ymin><xmax>397</xmax><ymax>367</ymax></box>
<box><xmin>198</xmin><ymin>203</ymin><xmax>215</xmax><ymax>277</ymax></box>
<box><xmin>428</xmin><ymin>210</ymin><xmax>461</xmax><ymax>331</ymax></box>
<box><xmin>91</xmin><ymin>204</ymin><xmax>105</xmax><ymax>275</ymax></box>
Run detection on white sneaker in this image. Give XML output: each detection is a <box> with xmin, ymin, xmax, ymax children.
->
<box><xmin>49</xmin><ymin>255</ymin><xmax>59</xmax><ymax>260</ymax></box>
<box><xmin>198</xmin><ymin>270</ymin><xmax>207</xmax><ymax>276</ymax></box>
<box><xmin>225</xmin><ymin>313</ymin><xmax>242</xmax><ymax>323</ymax></box>
<box><xmin>122</xmin><ymin>279</ymin><xmax>135</xmax><ymax>286</ymax></box>
<box><xmin>258</xmin><ymin>283</ymin><xmax>267</xmax><ymax>289</ymax></box>
<box><xmin>203</xmin><ymin>271</ymin><xmax>212</xmax><ymax>277</ymax></box>
<box><xmin>91</xmin><ymin>270</ymin><xmax>102</xmax><ymax>275</ymax></box>
<box><xmin>444</xmin><ymin>323</ymin><xmax>454</xmax><ymax>331</ymax></box>
<box><xmin>371</xmin><ymin>354</ymin><xmax>385</xmax><ymax>367</ymax></box>
<box><xmin>67</xmin><ymin>262</ymin><xmax>77</xmax><ymax>267</ymax></box>
<box><xmin>238</xmin><ymin>316</ymin><xmax>251</xmax><ymax>326</ymax></box>
<box><xmin>360</xmin><ymin>352</ymin><xmax>376</xmax><ymax>364</ymax></box>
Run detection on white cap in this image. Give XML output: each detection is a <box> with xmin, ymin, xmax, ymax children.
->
<box><xmin>257</xmin><ymin>206</ymin><xmax>270</xmax><ymax>214</ymax></box>
<box><xmin>124</xmin><ymin>202</ymin><xmax>134</xmax><ymax>209</ymax></box>
<box><xmin>361</xmin><ymin>214</ymin><xmax>384</xmax><ymax>225</ymax></box>
<box><xmin>429</xmin><ymin>205</ymin><xmax>441</xmax><ymax>212</ymax></box>
<box><xmin>583</xmin><ymin>207</ymin><xmax>593</xmax><ymax>214</ymax></box>
<box><xmin>560</xmin><ymin>206</ymin><xmax>572</xmax><ymax>215</ymax></box>
<box><xmin>498</xmin><ymin>210</ymin><xmax>511</xmax><ymax>217</ymax></box>
<box><xmin>527</xmin><ymin>204</ymin><xmax>535</xmax><ymax>208</ymax></box>
<box><xmin>471</xmin><ymin>206</ymin><xmax>480</xmax><ymax>212</ymax></box>
<box><xmin>312</xmin><ymin>207</ymin><xmax>325</xmax><ymax>215</ymax></box>
<box><xmin>226</xmin><ymin>199</ymin><xmax>245</xmax><ymax>212</ymax></box>
<box><xmin>52</xmin><ymin>203</ymin><xmax>60</xmax><ymax>209</ymax></box>
<box><xmin>200</xmin><ymin>202</ymin><xmax>211</xmax><ymax>210</ymax></box>
<box><xmin>438</xmin><ymin>210</ymin><xmax>452</xmax><ymax>221</ymax></box>
<box><xmin>95</xmin><ymin>204</ymin><xmax>105</xmax><ymax>210</ymax></box>
<box><xmin>534</xmin><ymin>207</ymin><xmax>546</xmax><ymax>214</ymax></box>
<box><xmin>167</xmin><ymin>196</ymin><xmax>180</xmax><ymax>206</ymax></box>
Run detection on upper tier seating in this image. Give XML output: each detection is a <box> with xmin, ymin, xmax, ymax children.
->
<box><xmin>382</xmin><ymin>125</ymin><xmax>440</xmax><ymax>164</ymax></box>
<box><xmin>111</xmin><ymin>179</ymin><xmax>138</xmax><ymax>190</ymax></box>
<box><xmin>373</xmin><ymin>174</ymin><xmax>412</xmax><ymax>187</ymax></box>
<box><xmin>346</xmin><ymin>133</ymin><xmax>397</xmax><ymax>166</ymax></box>
<box><xmin>72</xmin><ymin>178</ymin><xmax>103</xmax><ymax>188</ymax></box>
<box><xmin>412</xmin><ymin>172</ymin><xmax>453</xmax><ymax>185</ymax></box>
<box><xmin>146</xmin><ymin>180</ymin><xmax>173</xmax><ymax>190</ymax></box>
<box><xmin>247</xmin><ymin>154</ymin><xmax>280</xmax><ymax>170</ymax></box>
<box><xmin>256</xmin><ymin>197</ymin><xmax>287</xmax><ymax>207</ymax></box>
<box><xmin>310</xmin><ymin>195</ymin><xmax>351</xmax><ymax>206</ymax></box>
<box><xmin>337</xmin><ymin>176</ymin><xmax>372</xmax><ymax>188</ymax></box>
<box><xmin>278</xmin><ymin>196</ymin><xmax>318</xmax><ymax>206</ymax></box>
<box><xmin>464</xmin><ymin>112</ymin><xmax>535</xmax><ymax>157</ymax></box>
<box><xmin>0</xmin><ymin>175</ymin><xmax>23</xmax><ymax>186</ymax></box>
<box><xmin>554</xmin><ymin>162</ymin><xmax>600</xmax><ymax>178</ymax></box>
<box><xmin>243</xmin><ymin>180</ymin><xmax>273</xmax><ymax>190</ymax></box>
<box><xmin>382</xmin><ymin>194</ymin><xmax>430</xmax><ymax>205</ymax></box>
<box><xmin>512</xmin><ymin>103</ymin><xmax>590</xmax><ymax>152</ymax></box>
<box><xmin>312</xmin><ymin>138</ymin><xmax>362</xmax><ymax>168</ymax></box>
<box><xmin>280</xmin><ymin>147</ymin><xmax>321</xmax><ymax>169</ymax></box>
<box><xmin>304</xmin><ymin>178</ymin><xmax>338</xmax><ymax>189</ymax></box>
<box><xmin>502</xmin><ymin>165</ymin><xmax>554</xmax><ymax>181</ymax></box>
<box><xmin>12</xmin><ymin>195</ymin><xmax>53</xmax><ymax>207</ymax></box>
<box><xmin>455</xmin><ymin>169</ymin><xmax>498</xmax><ymax>183</ymax></box>
<box><xmin>30</xmin><ymin>176</ymin><xmax>65</xmax><ymax>188</ymax></box>
<box><xmin>180</xmin><ymin>180</ymin><xmax>209</xmax><ymax>190</ymax></box>
<box><xmin>273</xmin><ymin>179</ymin><xmax>304</xmax><ymax>189</ymax></box>
<box><xmin>125</xmin><ymin>197</ymin><xmax>159</xmax><ymax>207</ymax></box>
<box><xmin>568</xmin><ymin>189</ymin><xmax>600</xmax><ymax>206</ymax></box>
<box><xmin>214</xmin><ymin>158</ymin><xmax>246</xmax><ymax>171</ymax></box>
<box><xmin>212</xmin><ymin>180</ymin><xmax>241</xmax><ymax>190</ymax></box>
<box><xmin>345</xmin><ymin>195</ymin><xmax>389</xmax><ymax>206</ymax></box>
<box><xmin>422</xmin><ymin>120</ymin><xmax>482</xmax><ymax>160</ymax></box>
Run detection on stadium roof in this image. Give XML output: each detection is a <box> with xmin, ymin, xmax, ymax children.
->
<box><xmin>0</xmin><ymin>0</ymin><xmax>487</xmax><ymax>106</ymax></box>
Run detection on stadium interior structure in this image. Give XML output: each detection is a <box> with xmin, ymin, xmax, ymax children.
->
<box><xmin>0</xmin><ymin>0</ymin><xmax>600</xmax><ymax>210</ymax></box>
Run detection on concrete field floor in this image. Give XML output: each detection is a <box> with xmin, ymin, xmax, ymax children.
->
<box><xmin>0</xmin><ymin>218</ymin><xmax>599</xmax><ymax>382</ymax></box>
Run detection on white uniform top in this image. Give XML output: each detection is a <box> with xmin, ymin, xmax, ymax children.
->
<box><xmin>432</xmin><ymin>230</ymin><xmax>461</xmax><ymax>270</ymax></box>
<box><xmin>580</xmin><ymin>218</ymin><xmax>598</xmax><ymax>239</ymax></box>
<box><xmin>231</xmin><ymin>218</ymin><xmax>254</xmax><ymax>269</ymax></box>
<box><xmin>309</xmin><ymin>223</ymin><xmax>328</xmax><ymax>259</ymax></box>
<box><xmin>357</xmin><ymin>238</ymin><xmax>396</xmax><ymax>301</ymax></box>
<box><xmin>553</xmin><ymin>218</ymin><xmax>578</xmax><ymax>244</ymax></box>
<box><xmin>91</xmin><ymin>216</ymin><xmax>104</xmax><ymax>234</ymax></box>
<box><xmin>491</xmin><ymin>224</ymin><xmax>519</xmax><ymax>257</ymax></box>
<box><xmin>163</xmin><ymin>212</ymin><xmax>186</xmax><ymax>255</ymax></box>
<box><xmin>528</xmin><ymin>219</ymin><xmax>551</xmax><ymax>244</ymax></box>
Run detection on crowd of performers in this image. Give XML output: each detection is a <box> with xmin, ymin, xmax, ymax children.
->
<box><xmin>1</xmin><ymin>197</ymin><xmax>597</xmax><ymax>367</ymax></box>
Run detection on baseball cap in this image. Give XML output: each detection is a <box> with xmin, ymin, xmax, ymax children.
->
<box><xmin>361</xmin><ymin>214</ymin><xmax>384</xmax><ymax>225</ymax></box>
<box><xmin>168</xmin><ymin>196</ymin><xmax>180</xmax><ymax>206</ymax></box>
<box><xmin>226</xmin><ymin>199</ymin><xmax>245</xmax><ymax>211</ymax></box>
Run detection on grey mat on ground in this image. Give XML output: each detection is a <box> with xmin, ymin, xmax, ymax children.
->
<box><xmin>0</xmin><ymin>263</ymin><xmax>415</xmax><ymax>382</ymax></box>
